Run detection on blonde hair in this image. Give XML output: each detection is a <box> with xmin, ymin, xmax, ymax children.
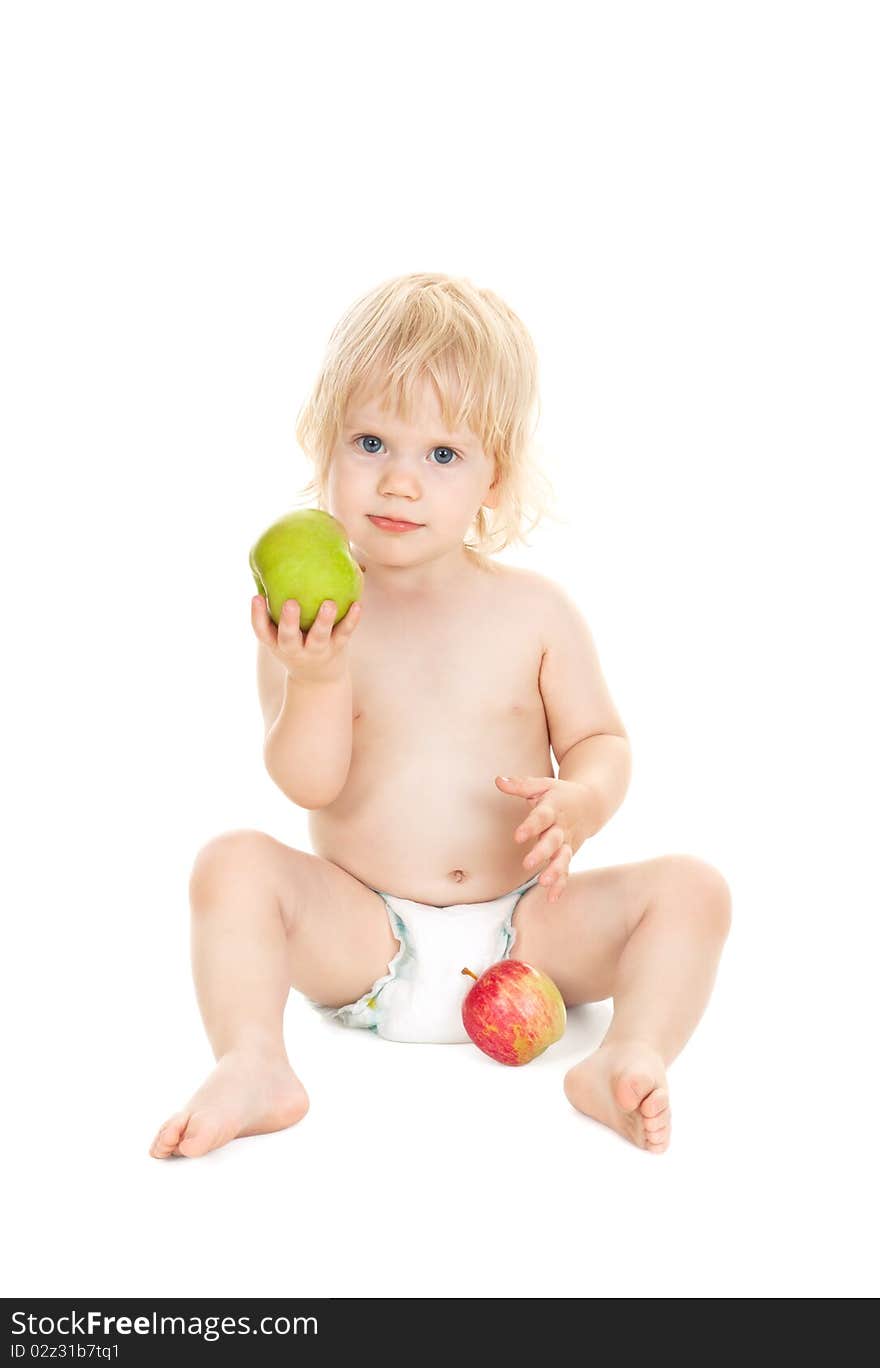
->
<box><xmin>293</xmin><ymin>272</ymin><xmax>558</xmax><ymax>556</ymax></box>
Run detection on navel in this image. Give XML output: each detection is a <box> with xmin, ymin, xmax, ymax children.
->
<box><xmin>450</xmin><ymin>869</ymin><xmax>467</xmax><ymax>883</ymax></box>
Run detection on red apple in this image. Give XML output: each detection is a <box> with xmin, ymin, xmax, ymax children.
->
<box><xmin>460</xmin><ymin>960</ymin><xmax>566</xmax><ymax>1065</ymax></box>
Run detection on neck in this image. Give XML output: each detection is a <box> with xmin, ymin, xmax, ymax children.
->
<box><xmin>356</xmin><ymin>545</ymin><xmax>488</xmax><ymax>603</ymax></box>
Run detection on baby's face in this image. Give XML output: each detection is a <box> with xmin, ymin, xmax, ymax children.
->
<box><xmin>327</xmin><ymin>378</ymin><xmax>498</xmax><ymax>564</ymax></box>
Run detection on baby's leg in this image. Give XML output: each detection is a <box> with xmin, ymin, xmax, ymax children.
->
<box><xmin>150</xmin><ymin>830</ymin><xmax>397</xmax><ymax>1160</ymax></box>
<box><xmin>511</xmin><ymin>854</ymin><xmax>732</xmax><ymax>1153</ymax></box>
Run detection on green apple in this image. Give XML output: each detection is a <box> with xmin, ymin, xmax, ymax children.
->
<box><xmin>249</xmin><ymin>509</ymin><xmax>363</xmax><ymax>630</ymax></box>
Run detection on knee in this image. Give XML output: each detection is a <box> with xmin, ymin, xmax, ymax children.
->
<box><xmin>189</xmin><ymin>828</ymin><xmax>275</xmax><ymax>903</ymax></box>
<box><xmin>658</xmin><ymin>854</ymin><xmax>732</xmax><ymax>938</ymax></box>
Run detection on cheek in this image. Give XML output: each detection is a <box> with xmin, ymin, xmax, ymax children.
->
<box><xmin>327</xmin><ymin>457</ymin><xmax>358</xmax><ymax>498</ymax></box>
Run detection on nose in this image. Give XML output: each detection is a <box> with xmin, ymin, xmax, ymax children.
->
<box><xmin>376</xmin><ymin>453</ymin><xmax>422</xmax><ymax>501</ymax></box>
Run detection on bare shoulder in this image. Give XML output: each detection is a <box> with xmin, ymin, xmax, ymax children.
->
<box><xmin>482</xmin><ymin>562</ymin><xmax>583</xmax><ymax>645</ymax></box>
<box><xmin>473</xmin><ymin>556</ymin><xmax>555</xmax><ymax>597</ymax></box>
<box><xmin>528</xmin><ymin>566</ymin><xmax>589</xmax><ymax>615</ymax></box>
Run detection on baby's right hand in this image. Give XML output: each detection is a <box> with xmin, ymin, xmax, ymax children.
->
<box><xmin>251</xmin><ymin>595</ymin><xmax>362</xmax><ymax>684</ymax></box>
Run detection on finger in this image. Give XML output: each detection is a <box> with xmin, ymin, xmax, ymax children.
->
<box><xmin>537</xmin><ymin>845</ymin><xmax>572</xmax><ymax>888</ymax></box>
<box><xmin>514</xmin><ymin>801</ymin><xmax>555</xmax><ymax>843</ymax></box>
<box><xmin>537</xmin><ymin>854</ymin><xmax>571</xmax><ymax>905</ymax></box>
<box><xmin>251</xmin><ymin>595</ymin><xmax>278</xmax><ymax>645</ymax></box>
<box><xmin>545</xmin><ymin>872</ymin><xmax>569</xmax><ymax>905</ymax></box>
<box><xmin>277</xmin><ymin>599</ymin><xmax>303</xmax><ymax>648</ymax></box>
<box><xmin>523</xmin><ymin>825</ymin><xmax>565</xmax><ymax>871</ymax></box>
<box><xmin>304</xmin><ymin>600</ymin><xmax>337</xmax><ymax>646</ymax></box>
<box><xmin>496</xmin><ymin>775</ymin><xmax>554</xmax><ymax>799</ymax></box>
<box><xmin>334</xmin><ymin>600</ymin><xmax>363</xmax><ymax>637</ymax></box>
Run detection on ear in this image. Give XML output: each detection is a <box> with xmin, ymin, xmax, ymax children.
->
<box><xmin>482</xmin><ymin>464</ymin><xmax>501</xmax><ymax>510</ymax></box>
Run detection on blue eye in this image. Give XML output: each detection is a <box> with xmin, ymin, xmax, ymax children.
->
<box><xmin>355</xmin><ymin>435</ymin><xmax>460</xmax><ymax>464</ymax></box>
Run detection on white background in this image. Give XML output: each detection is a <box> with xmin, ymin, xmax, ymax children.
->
<box><xmin>2</xmin><ymin>1</ymin><xmax>878</xmax><ymax>1299</ymax></box>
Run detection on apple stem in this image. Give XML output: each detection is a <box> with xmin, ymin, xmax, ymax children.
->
<box><xmin>461</xmin><ymin>967</ymin><xmax>478</xmax><ymax>981</ymax></box>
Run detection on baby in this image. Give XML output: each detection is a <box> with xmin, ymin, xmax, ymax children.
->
<box><xmin>150</xmin><ymin>272</ymin><xmax>731</xmax><ymax>1160</ymax></box>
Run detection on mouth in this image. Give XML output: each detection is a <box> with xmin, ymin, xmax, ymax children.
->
<box><xmin>367</xmin><ymin>515</ymin><xmax>424</xmax><ymax>532</ymax></box>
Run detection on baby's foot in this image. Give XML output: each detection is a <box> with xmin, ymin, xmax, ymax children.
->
<box><xmin>149</xmin><ymin>1046</ymin><xmax>309</xmax><ymax>1160</ymax></box>
<box><xmin>563</xmin><ymin>1041</ymin><xmax>671</xmax><ymax>1153</ymax></box>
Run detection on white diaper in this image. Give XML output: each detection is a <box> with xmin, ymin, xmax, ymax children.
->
<box><xmin>309</xmin><ymin>873</ymin><xmax>542</xmax><ymax>1044</ymax></box>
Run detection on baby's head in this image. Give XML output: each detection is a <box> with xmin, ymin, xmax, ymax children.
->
<box><xmin>294</xmin><ymin>273</ymin><xmax>555</xmax><ymax>564</ymax></box>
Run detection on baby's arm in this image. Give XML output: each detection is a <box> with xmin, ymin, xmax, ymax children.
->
<box><xmin>262</xmin><ymin>666</ymin><xmax>353</xmax><ymax>809</ymax></box>
<box><xmin>253</xmin><ymin>596</ymin><xmax>360</xmax><ymax>809</ymax></box>
<box><xmin>536</xmin><ymin>580</ymin><xmax>631</xmax><ymax>829</ymax></box>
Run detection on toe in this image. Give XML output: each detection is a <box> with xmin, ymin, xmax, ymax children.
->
<box><xmin>643</xmin><ymin>1113</ymin><xmax>669</xmax><ymax>1137</ymax></box>
<box><xmin>639</xmin><ymin>1087</ymin><xmax>669</xmax><ymax>1120</ymax></box>
<box><xmin>644</xmin><ymin>1112</ymin><xmax>671</xmax><ymax>1152</ymax></box>
<box><xmin>149</xmin><ymin>1113</ymin><xmax>189</xmax><ymax>1158</ymax></box>
<box><xmin>176</xmin><ymin>1112</ymin><xmax>226</xmax><ymax>1158</ymax></box>
<box><xmin>612</xmin><ymin>1069</ymin><xmax>658</xmax><ymax>1114</ymax></box>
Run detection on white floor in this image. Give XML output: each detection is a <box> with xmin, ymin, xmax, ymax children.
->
<box><xmin>6</xmin><ymin>879</ymin><xmax>877</xmax><ymax>1298</ymax></box>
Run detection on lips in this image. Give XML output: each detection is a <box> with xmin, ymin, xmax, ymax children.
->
<box><xmin>367</xmin><ymin>515</ymin><xmax>424</xmax><ymax>532</ymax></box>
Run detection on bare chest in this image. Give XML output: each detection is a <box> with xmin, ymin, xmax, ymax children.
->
<box><xmin>308</xmin><ymin>571</ymin><xmax>553</xmax><ymax>901</ymax></box>
<box><xmin>348</xmin><ymin>607</ymin><xmax>544</xmax><ymax>749</ymax></box>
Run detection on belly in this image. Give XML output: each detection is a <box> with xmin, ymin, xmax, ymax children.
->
<box><xmin>309</xmin><ymin>721</ymin><xmax>553</xmax><ymax>904</ymax></box>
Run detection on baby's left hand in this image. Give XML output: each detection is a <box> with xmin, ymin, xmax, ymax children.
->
<box><xmin>495</xmin><ymin>775</ymin><xmax>601</xmax><ymax>904</ymax></box>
